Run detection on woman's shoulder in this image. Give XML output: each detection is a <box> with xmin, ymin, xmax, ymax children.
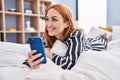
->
<box><xmin>69</xmin><ymin>29</ymin><xmax>85</xmax><ymax>37</ymax></box>
<box><xmin>64</xmin><ymin>28</ymin><xmax>85</xmax><ymax>42</ymax></box>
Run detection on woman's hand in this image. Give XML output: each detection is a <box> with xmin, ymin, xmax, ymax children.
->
<box><xmin>103</xmin><ymin>33</ymin><xmax>108</xmax><ymax>41</ymax></box>
<box><xmin>45</xmin><ymin>48</ymin><xmax>52</xmax><ymax>59</ymax></box>
<box><xmin>28</xmin><ymin>50</ymin><xmax>44</xmax><ymax>69</ymax></box>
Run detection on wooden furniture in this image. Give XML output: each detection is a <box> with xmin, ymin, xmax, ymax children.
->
<box><xmin>0</xmin><ymin>0</ymin><xmax>52</xmax><ymax>44</ymax></box>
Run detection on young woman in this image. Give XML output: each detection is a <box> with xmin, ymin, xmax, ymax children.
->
<box><xmin>26</xmin><ymin>4</ymin><xmax>108</xmax><ymax>70</ymax></box>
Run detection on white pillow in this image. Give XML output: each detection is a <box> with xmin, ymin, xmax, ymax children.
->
<box><xmin>0</xmin><ymin>67</ymin><xmax>30</xmax><ymax>80</ymax></box>
<box><xmin>0</xmin><ymin>51</ymin><xmax>27</xmax><ymax>67</ymax></box>
<box><xmin>0</xmin><ymin>42</ymin><xmax>30</xmax><ymax>57</ymax></box>
<box><xmin>50</xmin><ymin>40</ymin><xmax>67</xmax><ymax>56</ymax></box>
<box><xmin>112</xmin><ymin>26</ymin><xmax>120</xmax><ymax>40</ymax></box>
<box><xmin>86</xmin><ymin>26</ymin><xmax>112</xmax><ymax>40</ymax></box>
<box><xmin>107</xmin><ymin>39</ymin><xmax>120</xmax><ymax>57</ymax></box>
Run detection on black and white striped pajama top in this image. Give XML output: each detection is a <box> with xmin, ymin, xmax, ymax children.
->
<box><xmin>51</xmin><ymin>30</ymin><xmax>108</xmax><ymax>70</ymax></box>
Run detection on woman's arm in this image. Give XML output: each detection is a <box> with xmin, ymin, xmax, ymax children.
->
<box><xmin>86</xmin><ymin>34</ymin><xmax>108</xmax><ymax>51</ymax></box>
<box><xmin>51</xmin><ymin>30</ymin><xmax>86</xmax><ymax>70</ymax></box>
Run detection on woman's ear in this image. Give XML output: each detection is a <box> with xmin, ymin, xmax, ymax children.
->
<box><xmin>64</xmin><ymin>21</ymin><xmax>69</xmax><ymax>28</ymax></box>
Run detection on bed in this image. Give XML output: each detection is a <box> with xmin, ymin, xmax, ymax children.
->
<box><xmin>0</xmin><ymin>26</ymin><xmax>120</xmax><ymax>80</ymax></box>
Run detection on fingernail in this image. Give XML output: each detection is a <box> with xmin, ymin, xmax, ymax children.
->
<box><xmin>33</xmin><ymin>50</ymin><xmax>37</xmax><ymax>52</ymax></box>
<box><xmin>41</xmin><ymin>57</ymin><xmax>44</xmax><ymax>60</ymax></box>
<box><xmin>38</xmin><ymin>53</ymin><xmax>42</xmax><ymax>56</ymax></box>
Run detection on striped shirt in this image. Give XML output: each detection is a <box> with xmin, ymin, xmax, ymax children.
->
<box><xmin>51</xmin><ymin>30</ymin><xmax>108</xmax><ymax>70</ymax></box>
<box><xmin>85</xmin><ymin>35</ymin><xmax>108</xmax><ymax>51</ymax></box>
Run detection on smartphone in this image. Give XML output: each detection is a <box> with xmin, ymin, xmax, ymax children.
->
<box><xmin>27</xmin><ymin>36</ymin><xmax>47</xmax><ymax>64</ymax></box>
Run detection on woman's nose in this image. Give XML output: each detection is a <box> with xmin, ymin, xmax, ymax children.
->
<box><xmin>46</xmin><ymin>20</ymin><xmax>52</xmax><ymax>26</ymax></box>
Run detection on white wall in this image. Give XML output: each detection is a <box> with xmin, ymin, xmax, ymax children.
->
<box><xmin>107</xmin><ymin>0</ymin><xmax>120</xmax><ymax>27</ymax></box>
<box><xmin>78</xmin><ymin>0</ymin><xmax>107</xmax><ymax>33</ymax></box>
<box><xmin>52</xmin><ymin>0</ymin><xmax>76</xmax><ymax>20</ymax></box>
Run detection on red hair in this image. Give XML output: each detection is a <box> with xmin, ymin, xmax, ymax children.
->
<box><xmin>44</xmin><ymin>4</ymin><xmax>75</xmax><ymax>48</ymax></box>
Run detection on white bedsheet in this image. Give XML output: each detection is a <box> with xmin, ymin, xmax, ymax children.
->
<box><xmin>0</xmin><ymin>39</ymin><xmax>120</xmax><ymax>80</ymax></box>
<box><xmin>25</xmin><ymin>39</ymin><xmax>120</xmax><ymax>80</ymax></box>
<box><xmin>0</xmin><ymin>67</ymin><xmax>30</xmax><ymax>80</ymax></box>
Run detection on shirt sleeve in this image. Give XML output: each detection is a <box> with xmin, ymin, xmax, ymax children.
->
<box><xmin>51</xmin><ymin>30</ymin><xmax>86</xmax><ymax>70</ymax></box>
<box><xmin>85</xmin><ymin>35</ymin><xmax>108</xmax><ymax>51</ymax></box>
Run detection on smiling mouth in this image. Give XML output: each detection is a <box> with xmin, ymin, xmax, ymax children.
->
<box><xmin>48</xmin><ymin>27</ymin><xmax>56</xmax><ymax>32</ymax></box>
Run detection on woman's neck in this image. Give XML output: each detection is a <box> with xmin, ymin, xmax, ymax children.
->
<box><xmin>55</xmin><ymin>35</ymin><xmax>64</xmax><ymax>42</ymax></box>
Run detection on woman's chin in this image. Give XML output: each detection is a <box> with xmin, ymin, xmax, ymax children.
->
<box><xmin>48</xmin><ymin>33</ymin><xmax>55</xmax><ymax>36</ymax></box>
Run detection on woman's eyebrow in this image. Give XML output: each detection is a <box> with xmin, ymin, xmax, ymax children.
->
<box><xmin>52</xmin><ymin>16</ymin><xmax>59</xmax><ymax>19</ymax></box>
<box><xmin>45</xmin><ymin>16</ymin><xmax>59</xmax><ymax>19</ymax></box>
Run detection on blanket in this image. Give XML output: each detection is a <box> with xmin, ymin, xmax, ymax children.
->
<box><xmin>26</xmin><ymin>39</ymin><xmax>120</xmax><ymax>80</ymax></box>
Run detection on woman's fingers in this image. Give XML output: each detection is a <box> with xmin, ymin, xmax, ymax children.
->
<box><xmin>31</xmin><ymin>57</ymin><xmax>44</xmax><ymax>69</ymax></box>
<box><xmin>29</xmin><ymin>54</ymin><xmax>42</xmax><ymax>63</ymax></box>
<box><xmin>28</xmin><ymin>52</ymin><xmax>44</xmax><ymax>69</ymax></box>
<box><xmin>103</xmin><ymin>33</ymin><xmax>108</xmax><ymax>40</ymax></box>
<box><xmin>32</xmin><ymin>64</ymin><xmax>40</xmax><ymax>69</ymax></box>
<box><xmin>28</xmin><ymin>50</ymin><xmax>45</xmax><ymax>69</ymax></box>
<box><xmin>28</xmin><ymin>50</ymin><xmax>36</xmax><ymax>58</ymax></box>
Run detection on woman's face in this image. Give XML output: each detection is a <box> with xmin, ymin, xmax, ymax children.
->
<box><xmin>45</xmin><ymin>8</ymin><xmax>68</xmax><ymax>40</ymax></box>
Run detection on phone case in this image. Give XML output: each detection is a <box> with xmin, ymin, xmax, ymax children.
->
<box><xmin>27</xmin><ymin>36</ymin><xmax>47</xmax><ymax>64</ymax></box>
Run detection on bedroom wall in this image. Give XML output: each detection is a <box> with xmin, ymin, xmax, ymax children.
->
<box><xmin>52</xmin><ymin>0</ymin><xmax>76</xmax><ymax>21</ymax></box>
<box><xmin>3</xmin><ymin>0</ymin><xmax>120</xmax><ymax>42</ymax></box>
<box><xmin>107</xmin><ymin>0</ymin><xmax>120</xmax><ymax>27</ymax></box>
<box><xmin>5</xmin><ymin>0</ymin><xmax>120</xmax><ymax>28</ymax></box>
<box><xmin>53</xmin><ymin>0</ymin><xmax>120</xmax><ymax>28</ymax></box>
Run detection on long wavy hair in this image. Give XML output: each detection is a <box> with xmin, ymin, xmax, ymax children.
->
<box><xmin>44</xmin><ymin>4</ymin><xmax>76</xmax><ymax>48</ymax></box>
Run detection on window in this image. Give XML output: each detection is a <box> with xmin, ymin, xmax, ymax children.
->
<box><xmin>78</xmin><ymin>0</ymin><xmax>107</xmax><ymax>33</ymax></box>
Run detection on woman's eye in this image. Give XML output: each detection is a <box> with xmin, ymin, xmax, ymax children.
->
<box><xmin>45</xmin><ymin>18</ymin><xmax>48</xmax><ymax>21</ymax></box>
<box><xmin>52</xmin><ymin>18</ymin><xmax>57</xmax><ymax>21</ymax></box>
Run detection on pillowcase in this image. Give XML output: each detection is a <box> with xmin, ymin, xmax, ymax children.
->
<box><xmin>107</xmin><ymin>39</ymin><xmax>120</xmax><ymax>57</ymax></box>
<box><xmin>86</xmin><ymin>26</ymin><xmax>112</xmax><ymax>41</ymax></box>
<box><xmin>0</xmin><ymin>51</ymin><xmax>27</xmax><ymax>67</ymax></box>
<box><xmin>0</xmin><ymin>42</ymin><xmax>30</xmax><ymax>57</ymax></box>
<box><xmin>112</xmin><ymin>26</ymin><xmax>120</xmax><ymax>40</ymax></box>
<box><xmin>50</xmin><ymin>40</ymin><xmax>67</xmax><ymax>56</ymax></box>
<box><xmin>0</xmin><ymin>67</ymin><xmax>30</xmax><ymax>80</ymax></box>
